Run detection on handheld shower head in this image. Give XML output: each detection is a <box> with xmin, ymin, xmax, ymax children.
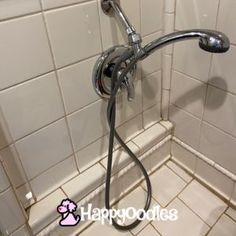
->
<box><xmin>198</xmin><ymin>30</ymin><xmax>230</xmax><ymax>53</ymax></box>
<box><xmin>143</xmin><ymin>30</ymin><xmax>230</xmax><ymax>59</ymax></box>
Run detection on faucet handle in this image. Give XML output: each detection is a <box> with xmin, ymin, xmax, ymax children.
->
<box><xmin>122</xmin><ymin>73</ymin><xmax>135</xmax><ymax>102</ymax></box>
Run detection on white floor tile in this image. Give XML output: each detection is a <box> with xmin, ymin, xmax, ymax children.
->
<box><xmin>226</xmin><ymin>207</ymin><xmax>236</xmax><ymax>222</ymax></box>
<box><xmin>166</xmin><ymin>161</ymin><xmax>192</xmax><ymax>183</ymax></box>
<box><xmin>208</xmin><ymin>214</ymin><xmax>236</xmax><ymax>236</ymax></box>
<box><xmin>179</xmin><ymin>180</ymin><xmax>227</xmax><ymax>226</ymax></box>
<box><xmin>142</xmin><ymin>166</ymin><xmax>186</xmax><ymax>206</ymax></box>
<box><xmin>152</xmin><ymin>198</ymin><xmax>209</xmax><ymax>236</ymax></box>
<box><xmin>137</xmin><ymin>224</ymin><xmax>160</xmax><ymax>236</ymax></box>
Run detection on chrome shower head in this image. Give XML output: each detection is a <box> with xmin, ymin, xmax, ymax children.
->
<box><xmin>198</xmin><ymin>30</ymin><xmax>230</xmax><ymax>53</ymax></box>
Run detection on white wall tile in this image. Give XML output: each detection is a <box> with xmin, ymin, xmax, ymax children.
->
<box><xmin>68</xmin><ymin>100</ymin><xmax>107</xmax><ymax>152</ymax></box>
<box><xmin>210</xmin><ymin>45</ymin><xmax>236</xmax><ymax>94</ymax></box>
<box><xmin>58</xmin><ymin>56</ymin><xmax>99</xmax><ymax>114</ymax></box>
<box><xmin>142</xmin><ymin>71</ymin><xmax>162</xmax><ymax>110</ymax></box>
<box><xmin>217</xmin><ymin>0</ymin><xmax>236</xmax><ymax>45</ymax></box>
<box><xmin>28</xmin><ymin>189</ymin><xmax>66</xmax><ymax>234</ymax></box>
<box><xmin>170</xmin><ymin>105</ymin><xmax>201</xmax><ymax>149</ymax></box>
<box><xmin>0</xmin><ymin>162</ymin><xmax>10</xmax><ymax>192</ymax></box>
<box><xmin>195</xmin><ymin>158</ymin><xmax>234</xmax><ymax>200</ymax></box>
<box><xmin>173</xmin><ymin>40</ymin><xmax>212</xmax><ymax>82</ymax></box>
<box><xmin>165</xmin><ymin>0</ymin><xmax>176</xmax><ymax>13</ymax></box>
<box><xmin>163</xmin><ymin>54</ymin><xmax>172</xmax><ymax>90</ymax></box>
<box><xmin>0</xmin><ymin>0</ymin><xmax>40</xmax><ymax>20</ymax></box>
<box><xmin>0</xmin><ymin>109</ymin><xmax>12</xmax><ymax>150</ymax></box>
<box><xmin>140</xmin><ymin>0</ymin><xmax>163</xmax><ymax>36</ymax></box>
<box><xmin>98</xmin><ymin>0</ymin><xmax>140</xmax><ymax>50</ymax></box>
<box><xmin>0</xmin><ymin>72</ymin><xmax>64</xmax><ymax>140</ymax></box>
<box><xmin>0</xmin><ymin>14</ymin><xmax>54</xmax><ymax>90</ymax></box>
<box><xmin>62</xmin><ymin>163</ymin><xmax>105</xmax><ymax>202</ymax></box>
<box><xmin>164</xmin><ymin>13</ymin><xmax>175</xmax><ymax>35</ymax></box>
<box><xmin>45</xmin><ymin>2</ymin><xmax>102</xmax><ymax>68</ymax></box>
<box><xmin>0</xmin><ymin>145</ymin><xmax>27</xmax><ymax>188</ymax></box>
<box><xmin>16</xmin><ymin>183</ymin><xmax>35</xmax><ymax>208</ymax></box>
<box><xmin>143</xmin><ymin>103</ymin><xmax>161</xmax><ymax>129</ymax></box>
<box><xmin>141</xmin><ymin>31</ymin><xmax>162</xmax><ymax>78</ymax></box>
<box><xmin>175</xmin><ymin>0</ymin><xmax>219</xmax><ymax>30</ymax></box>
<box><xmin>30</xmin><ymin>156</ymin><xmax>78</xmax><ymax>200</ymax></box>
<box><xmin>42</xmin><ymin>0</ymin><xmax>84</xmax><ymax>10</ymax></box>
<box><xmin>170</xmin><ymin>71</ymin><xmax>207</xmax><ymax>118</ymax></box>
<box><xmin>204</xmin><ymin>86</ymin><xmax>236</xmax><ymax>137</ymax></box>
<box><xmin>199</xmin><ymin>122</ymin><xmax>236</xmax><ymax>175</ymax></box>
<box><xmin>0</xmin><ymin>188</ymin><xmax>26</xmax><ymax>235</ymax></box>
<box><xmin>15</xmin><ymin>119</ymin><xmax>73</xmax><ymax>179</ymax></box>
<box><xmin>11</xmin><ymin>225</ymin><xmax>31</xmax><ymax>236</ymax></box>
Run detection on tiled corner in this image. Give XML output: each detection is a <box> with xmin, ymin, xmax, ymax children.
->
<box><xmin>195</xmin><ymin>158</ymin><xmax>234</xmax><ymax>200</ymax></box>
<box><xmin>0</xmin><ymin>162</ymin><xmax>10</xmax><ymax>192</ymax></box>
<box><xmin>142</xmin><ymin>165</ymin><xmax>186</xmax><ymax>207</ymax></box>
<box><xmin>0</xmin><ymin>0</ymin><xmax>41</xmax><ymax>20</ymax></box>
<box><xmin>199</xmin><ymin>122</ymin><xmax>236</xmax><ymax>175</ymax></box>
<box><xmin>30</xmin><ymin>156</ymin><xmax>78</xmax><ymax>200</ymax></box>
<box><xmin>62</xmin><ymin>163</ymin><xmax>105</xmax><ymax>202</ymax></box>
<box><xmin>28</xmin><ymin>189</ymin><xmax>66</xmax><ymax>234</ymax></box>
<box><xmin>179</xmin><ymin>180</ymin><xmax>227</xmax><ymax>226</ymax></box>
<box><xmin>0</xmin><ymin>145</ymin><xmax>28</xmax><ymax>188</ymax></box>
<box><xmin>0</xmin><ymin>72</ymin><xmax>64</xmax><ymax>140</ymax></box>
<box><xmin>170</xmin><ymin>71</ymin><xmax>207</xmax><ymax>119</ymax></box>
<box><xmin>142</xmin><ymin>71</ymin><xmax>162</xmax><ymax>110</ymax></box>
<box><xmin>169</xmin><ymin>105</ymin><xmax>201</xmax><ymax>150</ymax></box>
<box><xmin>0</xmin><ymin>14</ymin><xmax>53</xmax><ymax>90</ymax></box>
<box><xmin>15</xmin><ymin>118</ymin><xmax>73</xmax><ymax>179</ymax></box>
<box><xmin>0</xmin><ymin>188</ymin><xmax>26</xmax><ymax>235</ymax></box>
<box><xmin>45</xmin><ymin>1</ymin><xmax>102</xmax><ymax>68</ymax></box>
<box><xmin>140</xmin><ymin>0</ymin><xmax>163</xmax><ymax>36</ymax></box>
<box><xmin>152</xmin><ymin>198</ymin><xmax>209</xmax><ymax>236</ymax></box>
<box><xmin>58</xmin><ymin>56</ymin><xmax>100</xmax><ymax>114</ymax></box>
<box><xmin>141</xmin><ymin>31</ymin><xmax>162</xmax><ymax>78</ymax></box>
<box><xmin>166</xmin><ymin>161</ymin><xmax>192</xmax><ymax>183</ymax></box>
<box><xmin>208</xmin><ymin>214</ymin><xmax>236</xmax><ymax>236</ymax></box>
<box><xmin>137</xmin><ymin>224</ymin><xmax>161</xmax><ymax>236</ymax></box>
<box><xmin>171</xmin><ymin>141</ymin><xmax>197</xmax><ymax>174</ymax></box>
<box><xmin>175</xmin><ymin>0</ymin><xmax>219</xmax><ymax>30</ymax></box>
<box><xmin>67</xmin><ymin>99</ymin><xmax>108</xmax><ymax>152</ymax></box>
<box><xmin>133</xmin><ymin>123</ymin><xmax>167</xmax><ymax>154</ymax></box>
<box><xmin>16</xmin><ymin>183</ymin><xmax>35</xmax><ymax>209</ymax></box>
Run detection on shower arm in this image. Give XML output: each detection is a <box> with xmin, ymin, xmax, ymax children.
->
<box><xmin>101</xmin><ymin>0</ymin><xmax>142</xmax><ymax>55</ymax></box>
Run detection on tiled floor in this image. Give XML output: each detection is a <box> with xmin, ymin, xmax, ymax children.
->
<box><xmin>80</xmin><ymin>161</ymin><xmax>236</xmax><ymax>236</ymax></box>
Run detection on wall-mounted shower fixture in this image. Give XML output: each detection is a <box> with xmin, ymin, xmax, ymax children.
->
<box><xmin>92</xmin><ymin>0</ymin><xmax>230</xmax><ymax>231</ymax></box>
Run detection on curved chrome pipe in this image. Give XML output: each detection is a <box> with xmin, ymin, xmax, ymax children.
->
<box><xmin>143</xmin><ymin>30</ymin><xmax>230</xmax><ymax>59</ymax></box>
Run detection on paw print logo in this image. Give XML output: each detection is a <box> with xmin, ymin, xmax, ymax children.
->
<box><xmin>57</xmin><ymin>199</ymin><xmax>81</xmax><ymax>226</ymax></box>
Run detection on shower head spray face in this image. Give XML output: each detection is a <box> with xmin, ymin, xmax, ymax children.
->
<box><xmin>199</xmin><ymin>31</ymin><xmax>230</xmax><ymax>53</ymax></box>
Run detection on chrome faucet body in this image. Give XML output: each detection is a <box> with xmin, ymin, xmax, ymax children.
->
<box><xmin>93</xmin><ymin>0</ymin><xmax>230</xmax><ymax>102</ymax></box>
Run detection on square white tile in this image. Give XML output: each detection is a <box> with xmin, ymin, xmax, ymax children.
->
<box><xmin>45</xmin><ymin>2</ymin><xmax>102</xmax><ymax>68</ymax></box>
<box><xmin>143</xmin><ymin>103</ymin><xmax>161</xmax><ymax>129</ymax></box>
<box><xmin>179</xmin><ymin>180</ymin><xmax>227</xmax><ymax>226</ymax></box>
<box><xmin>142</xmin><ymin>166</ymin><xmax>186</xmax><ymax>206</ymax></box>
<box><xmin>140</xmin><ymin>0</ymin><xmax>163</xmax><ymax>36</ymax></box>
<box><xmin>15</xmin><ymin>119</ymin><xmax>73</xmax><ymax>179</ymax></box>
<box><xmin>58</xmin><ymin>56</ymin><xmax>99</xmax><ymax>114</ymax></box>
<box><xmin>138</xmin><ymin>224</ymin><xmax>161</xmax><ymax>236</ymax></box>
<box><xmin>226</xmin><ymin>207</ymin><xmax>236</xmax><ymax>222</ymax></box>
<box><xmin>0</xmin><ymin>14</ymin><xmax>53</xmax><ymax>90</ymax></box>
<box><xmin>0</xmin><ymin>0</ymin><xmax>41</xmax><ymax>20</ymax></box>
<box><xmin>152</xmin><ymin>198</ymin><xmax>209</xmax><ymax>236</ymax></box>
<box><xmin>208</xmin><ymin>214</ymin><xmax>236</xmax><ymax>236</ymax></box>
<box><xmin>42</xmin><ymin>0</ymin><xmax>84</xmax><ymax>9</ymax></box>
<box><xmin>170</xmin><ymin>71</ymin><xmax>207</xmax><ymax>119</ymax></box>
<box><xmin>0</xmin><ymin>162</ymin><xmax>10</xmax><ymax>192</ymax></box>
<box><xmin>0</xmin><ymin>72</ymin><xmax>64</xmax><ymax>140</ymax></box>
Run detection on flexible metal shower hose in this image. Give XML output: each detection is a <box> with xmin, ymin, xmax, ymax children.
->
<box><xmin>105</xmin><ymin>49</ymin><xmax>152</xmax><ymax>231</ymax></box>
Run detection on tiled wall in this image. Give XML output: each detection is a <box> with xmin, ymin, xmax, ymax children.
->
<box><xmin>169</xmin><ymin>0</ymin><xmax>236</xmax><ymax>175</ymax></box>
<box><xmin>0</xmin><ymin>0</ymin><xmax>163</xmax><ymax>234</ymax></box>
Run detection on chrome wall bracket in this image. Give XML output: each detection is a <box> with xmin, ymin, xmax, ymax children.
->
<box><xmin>92</xmin><ymin>46</ymin><xmax>136</xmax><ymax>101</ymax></box>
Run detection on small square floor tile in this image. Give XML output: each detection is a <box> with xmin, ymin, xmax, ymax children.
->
<box><xmin>137</xmin><ymin>224</ymin><xmax>160</xmax><ymax>236</ymax></box>
<box><xmin>152</xmin><ymin>198</ymin><xmax>209</xmax><ymax>236</ymax></box>
<box><xmin>142</xmin><ymin>166</ymin><xmax>186</xmax><ymax>206</ymax></box>
<box><xmin>179</xmin><ymin>180</ymin><xmax>227</xmax><ymax>226</ymax></box>
<box><xmin>208</xmin><ymin>214</ymin><xmax>236</xmax><ymax>236</ymax></box>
